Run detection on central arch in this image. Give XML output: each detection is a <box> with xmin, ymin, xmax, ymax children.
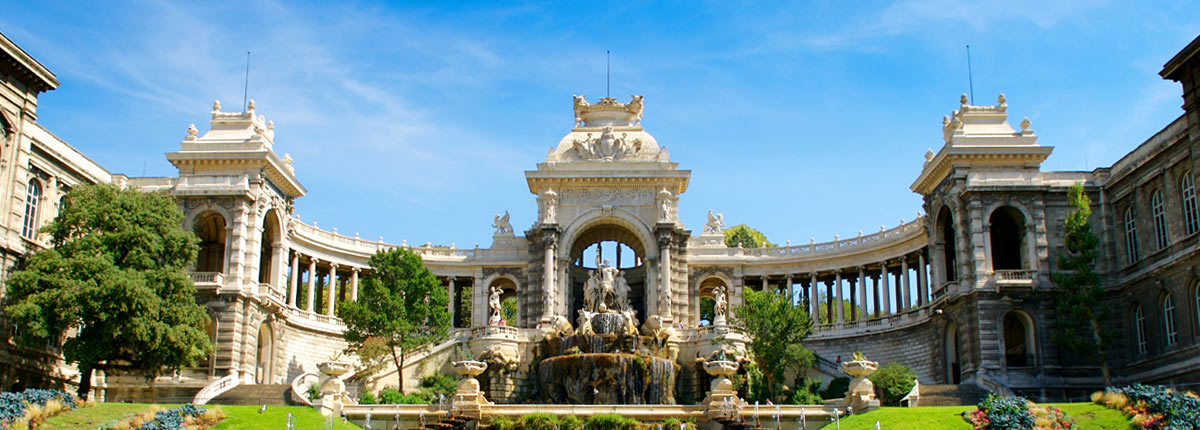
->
<box><xmin>558</xmin><ymin>208</ymin><xmax>659</xmax><ymax>325</ymax></box>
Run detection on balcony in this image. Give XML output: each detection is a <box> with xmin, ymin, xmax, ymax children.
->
<box><xmin>994</xmin><ymin>270</ymin><xmax>1036</xmax><ymax>291</ymax></box>
<box><xmin>189</xmin><ymin>272</ymin><xmax>224</xmax><ymax>289</ymax></box>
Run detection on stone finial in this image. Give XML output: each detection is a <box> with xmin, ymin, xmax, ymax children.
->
<box><xmin>247</xmin><ymin>99</ymin><xmax>256</xmax><ymax>111</ymax></box>
<box><xmin>186</xmin><ymin>124</ymin><xmax>198</xmax><ymax>139</ymax></box>
<box><xmin>402</xmin><ymin>239</ymin><xmax>407</xmax><ymax>246</ymax></box>
<box><xmin>835</xmin><ymin>234</ymin><xmax>840</xmax><ymax>241</ymax></box>
<box><xmin>997</xmin><ymin>93</ymin><xmax>1006</xmax><ymax>105</ymax></box>
<box><xmin>960</xmin><ymin>94</ymin><xmax>968</xmax><ymax>105</ymax></box>
<box><xmin>942</xmin><ymin>115</ymin><xmax>950</xmax><ymax>126</ymax></box>
<box><xmin>313</xmin><ymin>221</ymin><xmax>318</xmax><ymax>227</ymax></box>
<box><xmin>1020</xmin><ymin>117</ymin><xmax>1032</xmax><ymax>132</ymax></box>
<box><xmin>354</xmin><ymin>232</ymin><xmax>360</xmax><ymax>238</ymax></box>
<box><xmin>283</xmin><ymin>153</ymin><xmax>293</xmax><ymax>165</ymax></box>
<box><xmin>881</xmin><ymin>225</ymin><xmax>886</xmax><ymax>232</ymax></box>
<box><xmin>212</xmin><ymin>100</ymin><xmax>221</xmax><ymax>111</ymax></box>
<box><xmin>924</xmin><ymin>148</ymin><xmax>935</xmax><ymax>162</ymax></box>
<box><xmin>268</xmin><ymin>120</ymin><xmax>275</xmax><ymax>131</ymax></box>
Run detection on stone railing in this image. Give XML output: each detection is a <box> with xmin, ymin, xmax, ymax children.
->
<box><xmin>258</xmin><ymin>282</ymin><xmax>287</xmax><ymax>304</ymax></box>
<box><xmin>192</xmin><ymin>372</ymin><xmax>239</xmax><ymax>405</ymax></box>
<box><xmin>693</xmin><ymin>217</ymin><xmax>925</xmax><ymax>260</ymax></box>
<box><xmin>189</xmin><ymin>272</ymin><xmax>224</xmax><ymax>286</ymax></box>
<box><xmin>808</xmin><ymin>304</ymin><xmax>933</xmax><ymax>340</ymax></box>
<box><xmin>471</xmin><ymin>325</ymin><xmax>521</xmax><ymax>339</ymax></box>
<box><xmin>289</xmin><ymin>218</ymin><xmax>479</xmax><ymax>260</ymax></box>
<box><xmin>994</xmin><ymin>270</ymin><xmax>1036</xmax><ymax>282</ymax></box>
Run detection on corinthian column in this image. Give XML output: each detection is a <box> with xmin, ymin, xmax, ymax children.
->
<box><xmin>541</xmin><ymin>229</ymin><xmax>557</xmax><ymax>321</ymax></box>
<box><xmin>327</xmin><ymin>263</ymin><xmax>339</xmax><ymax>315</ymax></box>
<box><xmin>288</xmin><ymin>252</ymin><xmax>299</xmax><ymax>307</ymax></box>
<box><xmin>658</xmin><ymin>231</ymin><xmax>674</xmax><ymax>321</ymax></box>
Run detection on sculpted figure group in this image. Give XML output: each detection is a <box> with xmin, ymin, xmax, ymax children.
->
<box><xmin>582</xmin><ymin>259</ymin><xmax>630</xmax><ymax>313</ymax></box>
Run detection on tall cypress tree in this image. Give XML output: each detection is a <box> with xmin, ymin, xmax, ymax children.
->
<box><xmin>1051</xmin><ymin>182</ymin><xmax>1114</xmax><ymax>385</ymax></box>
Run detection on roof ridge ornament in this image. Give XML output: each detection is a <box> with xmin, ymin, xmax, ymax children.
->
<box><xmin>572</xmin><ymin>94</ymin><xmax>644</xmax><ymax>128</ymax></box>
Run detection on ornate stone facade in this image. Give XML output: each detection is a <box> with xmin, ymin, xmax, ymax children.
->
<box><xmin>1</xmin><ymin>30</ymin><xmax>1200</xmax><ymax>403</ymax></box>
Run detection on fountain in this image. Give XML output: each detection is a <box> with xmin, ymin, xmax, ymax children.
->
<box><xmin>839</xmin><ymin>352</ymin><xmax>881</xmax><ymax>413</ymax></box>
<box><xmin>315</xmin><ymin>360</ymin><xmax>354</xmax><ymax>418</ymax></box>
<box><xmin>537</xmin><ymin>260</ymin><xmax>679</xmax><ymax>404</ymax></box>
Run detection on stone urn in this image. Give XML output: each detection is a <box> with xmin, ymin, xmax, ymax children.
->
<box><xmin>702</xmin><ymin>359</ymin><xmax>741</xmax><ymax>418</ymax></box>
<box><xmin>316</xmin><ymin>361</ymin><xmax>354</xmax><ymax>417</ymax></box>
<box><xmin>451</xmin><ymin>360</ymin><xmax>492</xmax><ymax>412</ymax></box>
<box><xmin>840</xmin><ymin>359</ymin><xmax>881</xmax><ymax>413</ymax></box>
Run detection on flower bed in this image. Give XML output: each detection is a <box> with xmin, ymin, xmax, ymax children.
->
<box><xmin>107</xmin><ymin>404</ymin><xmax>224</xmax><ymax>430</ymax></box>
<box><xmin>1092</xmin><ymin>384</ymin><xmax>1200</xmax><ymax>430</ymax></box>
<box><xmin>963</xmin><ymin>394</ymin><xmax>1076</xmax><ymax>430</ymax></box>
<box><xmin>0</xmin><ymin>388</ymin><xmax>80</xmax><ymax>429</ymax></box>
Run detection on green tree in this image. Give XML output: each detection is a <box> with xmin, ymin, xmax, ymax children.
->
<box><xmin>339</xmin><ymin>248</ymin><xmax>450</xmax><ymax>391</ymax></box>
<box><xmin>1050</xmin><ymin>182</ymin><xmax>1114</xmax><ymax>384</ymax></box>
<box><xmin>870</xmin><ymin>362</ymin><xmax>916</xmax><ymax>406</ymax></box>
<box><xmin>724</xmin><ymin>224</ymin><xmax>775</xmax><ymax>248</ymax></box>
<box><xmin>731</xmin><ymin>288</ymin><xmax>814</xmax><ymax>402</ymax></box>
<box><xmin>501</xmin><ymin>296</ymin><xmax>517</xmax><ymax>326</ymax></box>
<box><xmin>4</xmin><ymin>184</ymin><xmax>211</xmax><ymax>399</ymax></box>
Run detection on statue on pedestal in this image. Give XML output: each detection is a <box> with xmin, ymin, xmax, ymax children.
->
<box><xmin>713</xmin><ymin>285</ymin><xmax>728</xmax><ymax>326</ymax></box>
<box><xmin>488</xmin><ymin>286</ymin><xmax>503</xmax><ymax>326</ymax></box>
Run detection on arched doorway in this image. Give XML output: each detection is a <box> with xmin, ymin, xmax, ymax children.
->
<box><xmin>1002</xmin><ymin>311</ymin><xmax>1035</xmax><ymax>368</ymax></box>
<box><xmin>697</xmin><ymin>276</ymin><xmax>727</xmax><ymax>327</ymax></box>
<box><xmin>259</xmin><ymin>210</ymin><xmax>281</xmax><ymax>284</ymax></box>
<box><xmin>567</xmin><ymin>222</ymin><xmax>649</xmax><ymax>323</ymax></box>
<box><xmin>937</xmin><ymin>207</ymin><xmax>958</xmax><ymax>283</ymax></box>
<box><xmin>255</xmin><ymin>322</ymin><xmax>274</xmax><ymax>384</ymax></box>
<box><xmin>194</xmin><ymin>211</ymin><xmax>227</xmax><ymax>273</ymax></box>
<box><xmin>989</xmin><ymin>206</ymin><xmax>1027</xmax><ymax>270</ymax></box>
<box><xmin>945</xmin><ymin>322</ymin><xmax>961</xmax><ymax>384</ymax></box>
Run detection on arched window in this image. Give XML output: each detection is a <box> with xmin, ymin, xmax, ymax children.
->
<box><xmin>989</xmin><ymin>206</ymin><xmax>1026</xmax><ymax>270</ymax></box>
<box><xmin>1134</xmin><ymin>304</ymin><xmax>1147</xmax><ymax>355</ymax></box>
<box><xmin>194</xmin><ymin>212</ymin><xmax>227</xmax><ymax>273</ymax></box>
<box><xmin>937</xmin><ymin>208</ymin><xmax>958</xmax><ymax>282</ymax></box>
<box><xmin>21</xmin><ymin>179</ymin><xmax>42</xmax><ymax>239</ymax></box>
<box><xmin>1182</xmin><ymin>173</ymin><xmax>1199</xmax><ymax>236</ymax></box>
<box><xmin>1163</xmin><ymin>293</ymin><xmax>1177</xmax><ymax>346</ymax></box>
<box><xmin>258</xmin><ymin>210</ymin><xmax>280</xmax><ymax>284</ymax></box>
<box><xmin>1124</xmin><ymin>207</ymin><xmax>1139</xmax><ymax>263</ymax></box>
<box><xmin>1003</xmin><ymin>312</ymin><xmax>1035</xmax><ymax>368</ymax></box>
<box><xmin>1195</xmin><ymin>284</ymin><xmax>1200</xmax><ymax>333</ymax></box>
<box><xmin>1151</xmin><ymin>190</ymin><xmax>1169</xmax><ymax>250</ymax></box>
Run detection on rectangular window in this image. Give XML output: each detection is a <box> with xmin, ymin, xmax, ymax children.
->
<box><xmin>1124</xmin><ymin>207</ymin><xmax>1139</xmax><ymax>263</ymax></box>
<box><xmin>1182</xmin><ymin>173</ymin><xmax>1198</xmax><ymax>235</ymax></box>
<box><xmin>1152</xmin><ymin>190</ymin><xmax>1169</xmax><ymax>250</ymax></box>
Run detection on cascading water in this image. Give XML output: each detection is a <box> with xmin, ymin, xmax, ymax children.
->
<box><xmin>537</xmin><ymin>311</ymin><xmax>678</xmax><ymax>404</ymax></box>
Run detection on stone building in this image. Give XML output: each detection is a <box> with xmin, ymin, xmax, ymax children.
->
<box><xmin>0</xmin><ymin>29</ymin><xmax>1199</xmax><ymax>402</ymax></box>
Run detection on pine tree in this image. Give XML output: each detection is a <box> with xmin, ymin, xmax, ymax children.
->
<box><xmin>1050</xmin><ymin>182</ymin><xmax>1114</xmax><ymax>385</ymax></box>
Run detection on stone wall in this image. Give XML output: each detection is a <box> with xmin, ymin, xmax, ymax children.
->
<box><xmin>804</xmin><ymin>318</ymin><xmax>940</xmax><ymax>383</ymax></box>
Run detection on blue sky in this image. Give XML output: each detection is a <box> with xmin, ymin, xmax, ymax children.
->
<box><xmin>1</xmin><ymin>1</ymin><xmax>1198</xmax><ymax>248</ymax></box>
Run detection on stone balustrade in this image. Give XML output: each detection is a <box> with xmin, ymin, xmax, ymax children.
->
<box><xmin>189</xmin><ymin>271</ymin><xmax>224</xmax><ymax>286</ymax></box>
<box><xmin>691</xmin><ymin>217</ymin><xmax>925</xmax><ymax>261</ymax></box>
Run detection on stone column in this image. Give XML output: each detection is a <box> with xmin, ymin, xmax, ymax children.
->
<box><xmin>880</xmin><ymin>263</ymin><xmax>891</xmax><ymax>315</ymax></box>
<box><xmin>810</xmin><ymin>273</ymin><xmax>820</xmax><ymax>320</ymax></box>
<box><xmin>288</xmin><ymin>252</ymin><xmax>299</xmax><ymax>307</ymax></box>
<box><xmin>658</xmin><ymin>232</ymin><xmax>674</xmax><ymax>321</ymax></box>
<box><xmin>786</xmin><ymin>274</ymin><xmax>794</xmax><ymax>307</ymax></box>
<box><xmin>918</xmin><ymin>252</ymin><xmax>928</xmax><ymax>306</ymax></box>
<box><xmin>272</xmin><ymin>244</ymin><xmax>286</xmax><ymax>289</ymax></box>
<box><xmin>900</xmin><ymin>258</ymin><xmax>910</xmax><ymax>311</ymax></box>
<box><xmin>761</xmin><ymin>277</ymin><xmax>768</xmax><ymax>292</ymax></box>
<box><xmin>541</xmin><ymin>229</ymin><xmax>557</xmax><ymax>321</ymax></box>
<box><xmin>307</xmin><ymin>258</ymin><xmax>318</xmax><ymax>312</ymax></box>
<box><xmin>448</xmin><ymin>278</ymin><xmax>456</xmax><ymax>315</ymax></box>
<box><xmin>834</xmin><ymin>271</ymin><xmax>844</xmax><ymax>324</ymax></box>
<box><xmin>350</xmin><ymin>269</ymin><xmax>359</xmax><ymax>302</ymax></box>
<box><xmin>871</xmin><ymin>272</ymin><xmax>880</xmax><ymax>318</ymax></box>
<box><xmin>327</xmin><ymin>263</ymin><xmax>338</xmax><ymax>315</ymax></box>
<box><xmin>857</xmin><ymin>267</ymin><xmax>867</xmax><ymax>320</ymax></box>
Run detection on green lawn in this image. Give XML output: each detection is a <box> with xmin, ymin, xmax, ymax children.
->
<box><xmin>818</xmin><ymin>403</ymin><xmax>1132</xmax><ymax>430</ymax></box>
<box><xmin>35</xmin><ymin>402</ymin><xmax>361</xmax><ymax>430</ymax></box>
<box><xmin>40</xmin><ymin>402</ymin><xmax>163</xmax><ymax>430</ymax></box>
<box><xmin>211</xmin><ymin>404</ymin><xmax>362</xmax><ymax>430</ymax></box>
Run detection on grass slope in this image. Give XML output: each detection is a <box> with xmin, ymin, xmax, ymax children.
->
<box><xmin>39</xmin><ymin>403</ymin><xmax>160</xmax><ymax>430</ymax></box>
<box><xmin>818</xmin><ymin>403</ymin><xmax>1132</xmax><ymax>430</ymax></box>
<box><xmin>212</xmin><ymin>404</ymin><xmax>362</xmax><ymax>430</ymax></box>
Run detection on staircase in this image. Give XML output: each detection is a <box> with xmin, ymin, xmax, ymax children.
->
<box><xmin>917</xmin><ymin>384</ymin><xmax>987</xmax><ymax>406</ymax></box>
<box><xmin>208</xmin><ymin>383</ymin><xmax>293</xmax><ymax>405</ymax></box>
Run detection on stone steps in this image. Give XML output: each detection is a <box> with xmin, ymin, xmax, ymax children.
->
<box><xmin>917</xmin><ymin>384</ymin><xmax>987</xmax><ymax>406</ymax></box>
<box><xmin>209</xmin><ymin>383</ymin><xmax>293</xmax><ymax>406</ymax></box>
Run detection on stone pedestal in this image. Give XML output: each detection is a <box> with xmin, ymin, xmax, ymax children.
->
<box><xmin>840</xmin><ymin>360</ymin><xmax>881</xmax><ymax>413</ymax></box>
<box><xmin>315</xmin><ymin>361</ymin><xmax>354</xmax><ymax>418</ymax></box>
<box><xmin>452</xmin><ymin>360</ymin><xmax>492</xmax><ymax>416</ymax></box>
<box><xmin>701</xmin><ymin>359</ymin><xmax>741</xmax><ymax>419</ymax></box>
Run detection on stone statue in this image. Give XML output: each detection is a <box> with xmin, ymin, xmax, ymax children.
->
<box><xmin>583</xmin><ymin>270</ymin><xmax>599</xmax><ymax>311</ymax></box>
<box><xmin>599</xmin><ymin>259</ymin><xmax>618</xmax><ymax>310</ymax></box>
<box><xmin>488</xmin><ymin>286</ymin><xmax>502</xmax><ymax>326</ymax></box>
<box><xmin>542</xmin><ymin>189</ymin><xmax>558</xmax><ymax>224</ymax></box>
<box><xmin>492</xmin><ymin>210</ymin><xmax>512</xmax><ymax>234</ymax></box>
<box><xmin>704</xmin><ymin>210</ymin><xmax>725</xmax><ymax>234</ymax></box>
<box><xmin>660</xmin><ymin>198</ymin><xmax>672</xmax><ymax>222</ymax></box>
<box><xmin>573</xmin><ymin>95</ymin><xmax>589</xmax><ymax>127</ymax></box>
<box><xmin>713</xmin><ymin>285</ymin><xmax>728</xmax><ymax>325</ymax></box>
<box><xmin>614</xmin><ymin>270</ymin><xmax>630</xmax><ymax>311</ymax></box>
<box><xmin>626</xmin><ymin>94</ymin><xmax>644</xmax><ymax>125</ymax></box>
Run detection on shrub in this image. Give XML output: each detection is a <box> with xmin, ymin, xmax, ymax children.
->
<box><xmin>305</xmin><ymin>383</ymin><xmax>321</xmax><ymax>400</ymax></box>
<box><xmin>870</xmin><ymin>362</ymin><xmax>916</xmax><ymax>406</ymax></box>
<box><xmin>516</xmin><ymin>413</ymin><xmax>559</xmax><ymax>430</ymax></box>
<box><xmin>789</xmin><ymin>378</ymin><xmax>824</xmax><ymax>405</ymax></box>
<box><xmin>976</xmin><ymin>394</ymin><xmax>1035</xmax><ymax>430</ymax></box>
<box><xmin>112</xmin><ymin>403</ymin><xmax>210</xmax><ymax>430</ymax></box>
<box><xmin>559</xmin><ymin>415</ymin><xmax>584</xmax><ymax>430</ymax></box>
<box><xmin>0</xmin><ymin>389</ymin><xmax>78</xmax><ymax>427</ymax></box>
<box><xmin>359</xmin><ymin>390</ymin><xmax>377</xmax><ymax>405</ymax></box>
<box><xmin>379</xmin><ymin>388</ymin><xmax>403</xmax><ymax>404</ymax></box>
<box><xmin>419</xmin><ymin>372</ymin><xmax>458</xmax><ymax>400</ymax></box>
<box><xmin>491</xmin><ymin>417</ymin><xmax>515</xmax><ymax>430</ymax></box>
<box><xmin>819</xmin><ymin>377</ymin><xmax>850</xmax><ymax>400</ymax></box>
<box><xmin>1031</xmin><ymin>404</ymin><xmax>1076</xmax><ymax>430</ymax></box>
<box><xmin>1109</xmin><ymin>384</ymin><xmax>1200</xmax><ymax>430</ymax></box>
<box><xmin>586</xmin><ymin>413</ymin><xmax>640</xmax><ymax>430</ymax></box>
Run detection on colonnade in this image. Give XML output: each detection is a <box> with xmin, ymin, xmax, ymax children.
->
<box><xmin>746</xmin><ymin>249</ymin><xmax>930</xmax><ymax>327</ymax></box>
<box><xmin>285</xmin><ymin>251</ymin><xmax>362</xmax><ymax>316</ymax></box>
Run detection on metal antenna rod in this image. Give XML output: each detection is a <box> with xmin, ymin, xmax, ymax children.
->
<box><xmin>966</xmin><ymin>45</ymin><xmax>974</xmax><ymax>104</ymax></box>
<box><xmin>243</xmin><ymin>51</ymin><xmax>251</xmax><ymax>111</ymax></box>
<box><xmin>606</xmin><ymin>50</ymin><xmax>610</xmax><ymax>98</ymax></box>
